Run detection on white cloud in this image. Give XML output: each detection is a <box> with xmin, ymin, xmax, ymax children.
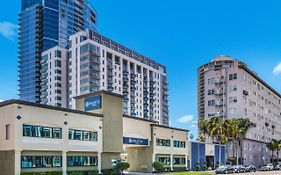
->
<box><xmin>177</xmin><ymin>115</ymin><xmax>194</xmax><ymax>124</ymax></box>
<box><xmin>273</xmin><ymin>62</ymin><xmax>281</xmax><ymax>75</ymax></box>
<box><xmin>0</xmin><ymin>21</ymin><xmax>17</xmax><ymax>40</ymax></box>
<box><xmin>191</xmin><ymin>121</ymin><xmax>198</xmax><ymax>128</ymax></box>
<box><xmin>0</xmin><ymin>99</ymin><xmax>4</xmax><ymax>102</ymax></box>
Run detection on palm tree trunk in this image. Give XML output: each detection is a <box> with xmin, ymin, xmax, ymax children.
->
<box><xmin>239</xmin><ymin>141</ymin><xmax>243</xmax><ymax>165</ymax></box>
<box><xmin>276</xmin><ymin>149</ymin><xmax>279</xmax><ymax>164</ymax></box>
<box><xmin>235</xmin><ymin>140</ymin><xmax>239</xmax><ymax>165</ymax></box>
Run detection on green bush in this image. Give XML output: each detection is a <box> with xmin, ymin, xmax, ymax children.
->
<box><xmin>152</xmin><ymin>161</ymin><xmax>165</xmax><ymax>172</ymax></box>
<box><xmin>114</xmin><ymin>162</ymin><xmax>130</xmax><ymax>175</ymax></box>
<box><xmin>67</xmin><ymin>170</ymin><xmax>99</xmax><ymax>175</ymax></box>
<box><xmin>173</xmin><ymin>167</ymin><xmax>187</xmax><ymax>172</ymax></box>
<box><xmin>21</xmin><ymin>172</ymin><xmax>62</xmax><ymax>175</ymax></box>
<box><xmin>101</xmin><ymin>169</ymin><xmax>115</xmax><ymax>175</ymax></box>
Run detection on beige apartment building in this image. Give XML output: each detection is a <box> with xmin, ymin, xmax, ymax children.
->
<box><xmin>68</xmin><ymin>30</ymin><xmax>169</xmax><ymax>126</ymax></box>
<box><xmin>198</xmin><ymin>56</ymin><xmax>281</xmax><ymax>166</ymax></box>
<box><xmin>0</xmin><ymin>91</ymin><xmax>188</xmax><ymax>175</ymax></box>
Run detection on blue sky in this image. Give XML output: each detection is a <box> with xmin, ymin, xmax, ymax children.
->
<box><xmin>0</xmin><ymin>0</ymin><xmax>281</xmax><ymax>139</ymax></box>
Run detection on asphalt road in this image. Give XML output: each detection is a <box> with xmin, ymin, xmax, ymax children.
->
<box><xmin>235</xmin><ymin>171</ymin><xmax>281</xmax><ymax>175</ymax></box>
<box><xmin>126</xmin><ymin>171</ymin><xmax>281</xmax><ymax>175</ymax></box>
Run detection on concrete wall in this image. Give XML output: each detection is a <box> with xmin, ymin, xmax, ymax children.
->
<box><xmin>76</xmin><ymin>92</ymin><xmax>123</xmax><ymax>170</ymax></box>
<box><xmin>0</xmin><ymin>150</ymin><xmax>15</xmax><ymax>175</ymax></box>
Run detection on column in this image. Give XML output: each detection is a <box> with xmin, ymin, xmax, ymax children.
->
<box><xmin>170</xmin><ymin>154</ymin><xmax>173</xmax><ymax>171</ymax></box>
<box><xmin>98</xmin><ymin>152</ymin><xmax>102</xmax><ymax>174</ymax></box>
<box><xmin>62</xmin><ymin>151</ymin><xmax>67</xmax><ymax>175</ymax></box>
<box><xmin>14</xmin><ymin>150</ymin><xmax>21</xmax><ymax>175</ymax></box>
<box><xmin>152</xmin><ymin>154</ymin><xmax>156</xmax><ymax>172</ymax></box>
<box><xmin>185</xmin><ymin>155</ymin><xmax>188</xmax><ymax>170</ymax></box>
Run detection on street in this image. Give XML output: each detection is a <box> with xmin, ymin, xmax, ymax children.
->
<box><xmin>235</xmin><ymin>171</ymin><xmax>281</xmax><ymax>175</ymax></box>
<box><xmin>125</xmin><ymin>171</ymin><xmax>281</xmax><ymax>175</ymax></box>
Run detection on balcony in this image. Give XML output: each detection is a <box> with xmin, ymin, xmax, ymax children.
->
<box><xmin>108</xmin><ymin>85</ymin><xmax>114</xmax><ymax>91</ymax></box>
<box><xmin>131</xmin><ymin>73</ymin><xmax>136</xmax><ymax>78</ymax></box>
<box><xmin>215</xmin><ymin>101</ymin><xmax>224</xmax><ymax>106</ymax></box>
<box><xmin>150</xmin><ymin>81</ymin><xmax>156</xmax><ymax>85</ymax></box>
<box><xmin>123</xmin><ymin>96</ymin><xmax>129</xmax><ymax>101</ymax></box>
<box><xmin>123</xmin><ymin>69</ymin><xmax>129</xmax><ymax>75</ymax></box>
<box><xmin>107</xmin><ymin>70</ymin><xmax>113</xmax><ymax>77</ymax></box>
<box><xmin>123</xmin><ymin>90</ymin><xmax>129</xmax><ymax>95</ymax></box>
<box><xmin>216</xmin><ymin>112</ymin><xmax>225</xmax><ymax>117</ymax></box>
<box><xmin>215</xmin><ymin>78</ymin><xmax>225</xmax><ymax>84</ymax></box>
<box><xmin>123</xmin><ymin>77</ymin><xmax>129</xmax><ymax>82</ymax></box>
<box><xmin>107</xmin><ymin>62</ymin><xmax>113</xmax><ymax>69</ymax></box>
<box><xmin>215</xmin><ymin>90</ymin><xmax>224</xmax><ymax>95</ymax></box>
<box><xmin>144</xmin><ymin>77</ymin><xmax>148</xmax><ymax>82</ymax></box>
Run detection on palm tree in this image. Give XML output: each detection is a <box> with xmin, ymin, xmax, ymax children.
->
<box><xmin>208</xmin><ymin>117</ymin><xmax>230</xmax><ymax>164</ymax></box>
<box><xmin>236</xmin><ymin>118</ymin><xmax>256</xmax><ymax>165</ymax></box>
<box><xmin>197</xmin><ymin>117</ymin><xmax>255</xmax><ymax>165</ymax></box>
<box><xmin>277</xmin><ymin>140</ymin><xmax>281</xmax><ymax>163</ymax></box>
<box><xmin>228</xmin><ymin>119</ymin><xmax>240</xmax><ymax>165</ymax></box>
<box><xmin>267</xmin><ymin>140</ymin><xmax>277</xmax><ymax>163</ymax></box>
<box><xmin>198</xmin><ymin>119</ymin><xmax>209</xmax><ymax>142</ymax></box>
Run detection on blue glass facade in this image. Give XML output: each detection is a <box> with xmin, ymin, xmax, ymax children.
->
<box><xmin>190</xmin><ymin>142</ymin><xmax>226</xmax><ymax>170</ymax></box>
<box><xmin>214</xmin><ymin>145</ymin><xmax>226</xmax><ymax>165</ymax></box>
<box><xmin>19</xmin><ymin>0</ymin><xmax>98</xmax><ymax>102</ymax></box>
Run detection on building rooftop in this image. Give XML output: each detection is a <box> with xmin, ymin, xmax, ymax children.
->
<box><xmin>76</xmin><ymin>29</ymin><xmax>167</xmax><ymax>72</ymax></box>
<box><xmin>212</xmin><ymin>55</ymin><xmax>232</xmax><ymax>62</ymax></box>
<box><xmin>0</xmin><ymin>99</ymin><xmax>103</xmax><ymax>118</ymax></box>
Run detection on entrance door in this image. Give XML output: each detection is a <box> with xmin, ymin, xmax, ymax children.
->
<box><xmin>206</xmin><ymin>156</ymin><xmax>215</xmax><ymax>170</ymax></box>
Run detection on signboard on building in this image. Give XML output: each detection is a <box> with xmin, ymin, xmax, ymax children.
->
<box><xmin>123</xmin><ymin>137</ymin><xmax>149</xmax><ymax>146</ymax></box>
<box><xmin>84</xmin><ymin>95</ymin><xmax>102</xmax><ymax>111</ymax></box>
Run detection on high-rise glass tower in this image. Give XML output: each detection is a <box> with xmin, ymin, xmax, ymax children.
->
<box><xmin>18</xmin><ymin>0</ymin><xmax>97</xmax><ymax>102</ymax></box>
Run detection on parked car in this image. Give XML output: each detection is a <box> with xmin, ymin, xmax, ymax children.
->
<box><xmin>273</xmin><ymin>164</ymin><xmax>281</xmax><ymax>170</ymax></box>
<box><xmin>245</xmin><ymin>165</ymin><xmax>256</xmax><ymax>172</ymax></box>
<box><xmin>233</xmin><ymin>165</ymin><xmax>246</xmax><ymax>173</ymax></box>
<box><xmin>260</xmin><ymin>164</ymin><xmax>274</xmax><ymax>171</ymax></box>
<box><xmin>215</xmin><ymin>165</ymin><xmax>235</xmax><ymax>174</ymax></box>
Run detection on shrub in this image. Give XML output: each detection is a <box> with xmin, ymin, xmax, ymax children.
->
<box><xmin>67</xmin><ymin>170</ymin><xmax>98</xmax><ymax>175</ymax></box>
<box><xmin>152</xmin><ymin>161</ymin><xmax>165</xmax><ymax>173</ymax></box>
<box><xmin>114</xmin><ymin>162</ymin><xmax>130</xmax><ymax>175</ymax></box>
<box><xmin>101</xmin><ymin>169</ymin><xmax>115</xmax><ymax>175</ymax></box>
<box><xmin>21</xmin><ymin>172</ymin><xmax>62</xmax><ymax>175</ymax></box>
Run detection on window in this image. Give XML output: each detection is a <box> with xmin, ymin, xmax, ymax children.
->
<box><xmin>229</xmin><ymin>108</ymin><xmax>238</xmax><ymax>115</ymax></box>
<box><xmin>6</xmin><ymin>124</ymin><xmax>10</xmax><ymax>140</ymax></box>
<box><xmin>23</xmin><ymin>125</ymin><xmax>62</xmax><ymax>139</ymax></box>
<box><xmin>173</xmin><ymin>141</ymin><xmax>186</xmax><ymax>148</ymax></box>
<box><xmin>156</xmin><ymin>139</ymin><xmax>171</xmax><ymax>147</ymax></box>
<box><xmin>55</xmin><ymin>50</ymin><xmax>62</xmax><ymax>58</ymax></box>
<box><xmin>69</xmin><ymin>129</ymin><xmax>98</xmax><ymax>141</ymax></box>
<box><xmin>55</xmin><ymin>69</ymin><xmax>62</xmax><ymax>74</ymax></box>
<box><xmin>228</xmin><ymin>85</ymin><xmax>237</xmax><ymax>92</ymax></box>
<box><xmin>55</xmin><ymin>76</ymin><xmax>62</xmax><ymax>81</ymax></box>
<box><xmin>173</xmin><ymin>157</ymin><xmax>186</xmax><ymax>165</ymax></box>
<box><xmin>208</xmin><ymin>89</ymin><xmax>214</xmax><ymax>95</ymax></box>
<box><xmin>208</xmin><ymin>100</ymin><xmax>215</xmax><ymax>106</ymax></box>
<box><xmin>21</xmin><ymin>156</ymin><xmax>62</xmax><ymax>168</ymax></box>
<box><xmin>229</xmin><ymin>96</ymin><xmax>237</xmax><ymax>103</ymax></box>
<box><xmin>229</xmin><ymin>73</ymin><xmax>237</xmax><ymax>80</ymax></box>
<box><xmin>67</xmin><ymin>156</ymin><xmax>98</xmax><ymax>167</ymax></box>
<box><xmin>156</xmin><ymin>157</ymin><xmax>170</xmax><ymax>165</ymax></box>
<box><xmin>55</xmin><ymin>60</ymin><xmax>61</xmax><ymax>67</ymax></box>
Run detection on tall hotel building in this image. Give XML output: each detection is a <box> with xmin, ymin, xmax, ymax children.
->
<box><xmin>18</xmin><ymin>0</ymin><xmax>97</xmax><ymax>103</ymax></box>
<box><xmin>40</xmin><ymin>30</ymin><xmax>169</xmax><ymax>125</ymax></box>
<box><xmin>198</xmin><ymin>56</ymin><xmax>281</xmax><ymax>166</ymax></box>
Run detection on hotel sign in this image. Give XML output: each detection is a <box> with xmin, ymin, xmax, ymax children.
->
<box><xmin>84</xmin><ymin>95</ymin><xmax>102</xmax><ymax>111</ymax></box>
<box><xmin>123</xmin><ymin>137</ymin><xmax>149</xmax><ymax>146</ymax></box>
